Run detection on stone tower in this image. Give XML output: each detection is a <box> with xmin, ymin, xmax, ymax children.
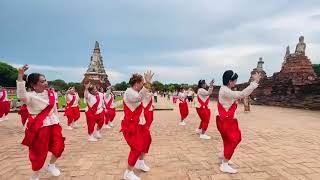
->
<box><xmin>249</xmin><ymin>57</ymin><xmax>267</xmax><ymax>82</ymax></box>
<box><xmin>276</xmin><ymin>36</ymin><xmax>317</xmax><ymax>85</ymax></box>
<box><xmin>82</xmin><ymin>41</ymin><xmax>110</xmax><ymax>89</ymax></box>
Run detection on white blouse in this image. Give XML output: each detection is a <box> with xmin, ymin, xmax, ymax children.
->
<box><xmin>123</xmin><ymin>87</ymin><xmax>149</xmax><ymax>124</ymax></box>
<box><xmin>66</xmin><ymin>93</ymin><xmax>80</xmax><ymax>107</ymax></box>
<box><xmin>178</xmin><ymin>91</ymin><xmax>187</xmax><ymax>102</ymax></box>
<box><xmin>142</xmin><ymin>92</ymin><xmax>154</xmax><ymax>111</ymax></box>
<box><xmin>85</xmin><ymin>92</ymin><xmax>105</xmax><ymax>114</ymax></box>
<box><xmin>197</xmin><ymin>87</ymin><xmax>213</xmax><ymax>102</ymax></box>
<box><xmin>217</xmin><ymin>82</ymin><xmax>259</xmax><ymax>117</ymax></box>
<box><xmin>16</xmin><ymin>81</ymin><xmax>59</xmax><ymax>127</ymax></box>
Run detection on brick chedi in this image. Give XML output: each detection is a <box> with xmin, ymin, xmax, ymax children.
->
<box><xmin>82</xmin><ymin>41</ymin><xmax>111</xmax><ymax>89</ymax></box>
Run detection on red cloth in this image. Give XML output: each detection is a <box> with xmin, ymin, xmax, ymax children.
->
<box><xmin>179</xmin><ymin>98</ymin><xmax>189</xmax><ymax>120</ymax></box>
<box><xmin>216</xmin><ymin>101</ymin><xmax>241</xmax><ymax>160</ymax></box>
<box><xmin>121</xmin><ymin>101</ymin><xmax>145</xmax><ymax>166</ymax></box>
<box><xmin>142</xmin><ymin>99</ymin><xmax>153</xmax><ymax>153</ymax></box>
<box><xmin>22</xmin><ymin>90</ymin><xmax>56</xmax><ymax>147</ymax></box>
<box><xmin>18</xmin><ymin>104</ymin><xmax>29</xmax><ymax>126</ymax></box>
<box><xmin>64</xmin><ymin>95</ymin><xmax>80</xmax><ymax>126</ymax></box>
<box><xmin>85</xmin><ymin>94</ymin><xmax>104</xmax><ymax>135</ymax></box>
<box><xmin>196</xmin><ymin>96</ymin><xmax>211</xmax><ymax>131</ymax></box>
<box><xmin>0</xmin><ymin>89</ymin><xmax>10</xmax><ymax>118</ymax></box>
<box><xmin>104</xmin><ymin>95</ymin><xmax>116</xmax><ymax>124</ymax></box>
<box><xmin>29</xmin><ymin>124</ymin><xmax>65</xmax><ymax>171</ymax></box>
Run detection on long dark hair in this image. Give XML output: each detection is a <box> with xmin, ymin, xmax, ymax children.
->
<box><xmin>24</xmin><ymin>73</ymin><xmax>44</xmax><ymax>90</ymax></box>
<box><xmin>222</xmin><ymin>70</ymin><xmax>238</xmax><ymax>85</ymax></box>
<box><xmin>198</xmin><ymin>79</ymin><xmax>206</xmax><ymax>89</ymax></box>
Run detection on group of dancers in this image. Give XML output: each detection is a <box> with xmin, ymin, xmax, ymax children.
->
<box><xmin>13</xmin><ymin>64</ymin><xmax>261</xmax><ymax>180</ymax></box>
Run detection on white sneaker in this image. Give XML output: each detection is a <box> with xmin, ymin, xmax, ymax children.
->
<box><xmin>94</xmin><ymin>131</ymin><xmax>102</xmax><ymax>139</ymax></box>
<box><xmin>200</xmin><ymin>134</ymin><xmax>211</xmax><ymax>140</ymax></box>
<box><xmin>66</xmin><ymin>126</ymin><xmax>73</xmax><ymax>130</ymax></box>
<box><xmin>72</xmin><ymin>122</ymin><xmax>79</xmax><ymax>128</ymax></box>
<box><xmin>220</xmin><ymin>162</ymin><xmax>237</xmax><ymax>174</ymax></box>
<box><xmin>196</xmin><ymin>129</ymin><xmax>201</xmax><ymax>135</ymax></box>
<box><xmin>0</xmin><ymin>118</ymin><xmax>4</xmax><ymax>122</ymax></box>
<box><xmin>135</xmin><ymin>159</ymin><xmax>151</xmax><ymax>172</ymax></box>
<box><xmin>179</xmin><ymin>121</ymin><xmax>186</xmax><ymax>126</ymax></box>
<box><xmin>109</xmin><ymin>122</ymin><xmax>114</xmax><ymax>127</ymax></box>
<box><xmin>123</xmin><ymin>170</ymin><xmax>141</xmax><ymax>180</ymax></box>
<box><xmin>218</xmin><ymin>152</ymin><xmax>233</xmax><ymax>165</ymax></box>
<box><xmin>4</xmin><ymin>116</ymin><xmax>8</xmax><ymax>121</ymax></box>
<box><xmin>106</xmin><ymin>124</ymin><xmax>112</xmax><ymax>129</ymax></box>
<box><xmin>88</xmin><ymin>135</ymin><xmax>98</xmax><ymax>142</ymax></box>
<box><xmin>46</xmin><ymin>164</ymin><xmax>61</xmax><ymax>176</ymax></box>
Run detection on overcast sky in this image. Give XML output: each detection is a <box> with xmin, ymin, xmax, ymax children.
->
<box><xmin>1</xmin><ymin>0</ymin><xmax>320</xmax><ymax>85</ymax></box>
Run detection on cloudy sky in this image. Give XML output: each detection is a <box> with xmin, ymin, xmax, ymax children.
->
<box><xmin>1</xmin><ymin>0</ymin><xmax>320</xmax><ymax>85</ymax></box>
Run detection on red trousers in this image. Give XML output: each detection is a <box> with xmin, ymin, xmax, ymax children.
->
<box><xmin>28</xmin><ymin>124</ymin><xmax>65</xmax><ymax>171</ymax></box>
<box><xmin>104</xmin><ymin>108</ymin><xmax>116</xmax><ymax>124</ymax></box>
<box><xmin>179</xmin><ymin>102</ymin><xmax>189</xmax><ymax>120</ymax></box>
<box><xmin>196</xmin><ymin>107</ymin><xmax>211</xmax><ymax>131</ymax></box>
<box><xmin>65</xmin><ymin>106</ymin><xmax>80</xmax><ymax>126</ymax></box>
<box><xmin>122</xmin><ymin>122</ymin><xmax>151</xmax><ymax>166</ymax></box>
<box><xmin>85</xmin><ymin>111</ymin><xmax>104</xmax><ymax>135</ymax></box>
<box><xmin>0</xmin><ymin>101</ymin><xmax>10</xmax><ymax>118</ymax></box>
<box><xmin>216</xmin><ymin>116</ymin><xmax>242</xmax><ymax>160</ymax></box>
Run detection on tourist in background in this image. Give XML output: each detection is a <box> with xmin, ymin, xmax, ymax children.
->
<box><xmin>84</xmin><ymin>83</ymin><xmax>105</xmax><ymax>142</ymax></box>
<box><xmin>243</xmin><ymin>96</ymin><xmax>251</xmax><ymax>112</ymax></box>
<box><xmin>178</xmin><ymin>87</ymin><xmax>189</xmax><ymax>126</ymax></box>
<box><xmin>187</xmin><ymin>88</ymin><xmax>194</xmax><ymax>107</ymax></box>
<box><xmin>64</xmin><ymin>87</ymin><xmax>81</xmax><ymax>130</ymax></box>
<box><xmin>16</xmin><ymin>64</ymin><xmax>65</xmax><ymax>180</ymax></box>
<box><xmin>216</xmin><ymin>70</ymin><xmax>261</xmax><ymax>174</ymax></box>
<box><xmin>172</xmin><ymin>90</ymin><xmax>178</xmax><ymax>104</ymax></box>
<box><xmin>196</xmin><ymin>79</ymin><xmax>214</xmax><ymax>140</ymax></box>
<box><xmin>153</xmin><ymin>90</ymin><xmax>158</xmax><ymax>103</ymax></box>
<box><xmin>121</xmin><ymin>71</ymin><xmax>153</xmax><ymax>180</ymax></box>
<box><xmin>0</xmin><ymin>86</ymin><xmax>10</xmax><ymax>122</ymax></box>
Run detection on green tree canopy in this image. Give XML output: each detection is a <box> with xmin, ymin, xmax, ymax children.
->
<box><xmin>313</xmin><ymin>64</ymin><xmax>320</xmax><ymax>77</ymax></box>
<box><xmin>0</xmin><ymin>62</ymin><xmax>18</xmax><ymax>87</ymax></box>
<box><xmin>113</xmin><ymin>81</ymin><xmax>129</xmax><ymax>91</ymax></box>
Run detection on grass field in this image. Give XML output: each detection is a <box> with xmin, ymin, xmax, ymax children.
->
<box><xmin>8</xmin><ymin>95</ymin><xmax>123</xmax><ymax>109</ymax></box>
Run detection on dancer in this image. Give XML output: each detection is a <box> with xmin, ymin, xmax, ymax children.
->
<box><xmin>0</xmin><ymin>86</ymin><xmax>10</xmax><ymax>122</ymax></box>
<box><xmin>178</xmin><ymin>87</ymin><xmax>188</xmax><ymax>126</ymax></box>
<box><xmin>103</xmin><ymin>86</ymin><xmax>116</xmax><ymax>129</ymax></box>
<box><xmin>196</xmin><ymin>79</ymin><xmax>214</xmax><ymax>140</ymax></box>
<box><xmin>16</xmin><ymin>64</ymin><xmax>65</xmax><ymax>180</ymax></box>
<box><xmin>121</xmin><ymin>71</ymin><xmax>153</xmax><ymax>180</ymax></box>
<box><xmin>84</xmin><ymin>83</ymin><xmax>105</xmax><ymax>142</ymax></box>
<box><xmin>64</xmin><ymin>87</ymin><xmax>81</xmax><ymax>130</ymax></box>
<box><xmin>216</xmin><ymin>70</ymin><xmax>261</xmax><ymax>174</ymax></box>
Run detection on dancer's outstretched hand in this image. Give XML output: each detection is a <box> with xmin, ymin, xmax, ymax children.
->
<box><xmin>17</xmin><ymin>64</ymin><xmax>29</xmax><ymax>81</ymax></box>
<box><xmin>144</xmin><ymin>70</ymin><xmax>154</xmax><ymax>83</ymax></box>
<box><xmin>210</xmin><ymin>79</ymin><xmax>215</xmax><ymax>86</ymax></box>
<box><xmin>252</xmin><ymin>72</ymin><xmax>261</xmax><ymax>83</ymax></box>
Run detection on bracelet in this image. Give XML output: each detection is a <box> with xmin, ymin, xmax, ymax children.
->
<box><xmin>144</xmin><ymin>82</ymin><xmax>152</xmax><ymax>90</ymax></box>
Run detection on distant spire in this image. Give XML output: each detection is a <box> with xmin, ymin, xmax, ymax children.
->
<box><xmin>94</xmin><ymin>41</ymin><xmax>100</xmax><ymax>49</ymax></box>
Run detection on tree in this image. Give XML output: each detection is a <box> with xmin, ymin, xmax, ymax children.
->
<box><xmin>113</xmin><ymin>81</ymin><xmax>129</xmax><ymax>91</ymax></box>
<box><xmin>48</xmin><ymin>79</ymin><xmax>68</xmax><ymax>92</ymax></box>
<box><xmin>313</xmin><ymin>64</ymin><xmax>320</xmax><ymax>77</ymax></box>
<box><xmin>0</xmin><ymin>62</ymin><xmax>18</xmax><ymax>87</ymax></box>
<box><xmin>152</xmin><ymin>81</ymin><xmax>164</xmax><ymax>92</ymax></box>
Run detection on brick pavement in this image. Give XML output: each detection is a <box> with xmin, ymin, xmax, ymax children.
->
<box><xmin>0</xmin><ymin>97</ymin><xmax>320</xmax><ymax>180</ymax></box>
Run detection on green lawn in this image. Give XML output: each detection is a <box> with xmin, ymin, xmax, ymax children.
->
<box><xmin>8</xmin><ymin>95</ymin><xmax>123</xmax><ymax>110</ymax></box>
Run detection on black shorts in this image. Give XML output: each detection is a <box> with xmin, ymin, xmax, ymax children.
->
<box><xmin>187</xmin><ymin>96</ymin><xmax>193</xmax><ymax>102</ymax></box>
